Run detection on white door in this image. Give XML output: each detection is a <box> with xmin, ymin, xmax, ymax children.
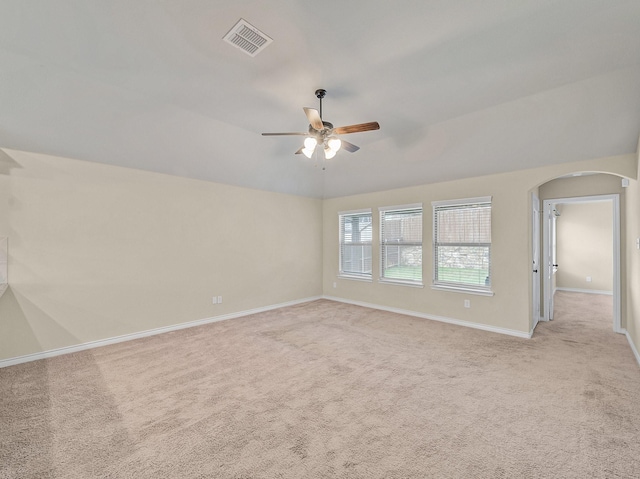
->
<box><xmin>542</xmin><ymin>201</ymin><xmax>558</xmax><ymax>321</ymax></box>
<box><xmin>532</xmin><ymin>195</ymin><xmax>541</xmax><ymax>327</ymax></box>
<box><xmin>549</xmin><ymin>213</ymin><xmax>557</xmax><ymax>320</ymax></box>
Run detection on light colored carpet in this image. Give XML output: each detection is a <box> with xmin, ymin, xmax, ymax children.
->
<box><xmin>1</xmin><ymin>292</ymin><xmax>639</xmax><ymax>478</ymax></box>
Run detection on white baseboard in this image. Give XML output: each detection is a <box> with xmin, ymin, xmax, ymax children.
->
<box><xmin>529</xmin><ymin>315</ymin><xmax>543</xmax><ymax>336</ymax></box>
<box><xmin>0</xmin><ymin>296</ymin><xmax>322</xmax><ymax>369</ymax></box>
<box><xmin>625</xmin><ymin>330</ymin><xmax>640</xmax><ymax>368</ymax></box>
<box><xmin>323</xmin><ymin>295</ymin><xmax>531</xmax><ymax>339</ymax></box>
<box><xmin>555</xmin><ymin>287</ymin><xmax>613</xmax><ymax>296</ymax></box>
<box><xmin>11</xmin><ymin>295</ymin><xmax>630</xmax><ymax>369</ymax></box>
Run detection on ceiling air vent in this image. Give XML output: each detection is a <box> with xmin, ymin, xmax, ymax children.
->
<box><xmin>223</xmin><ymin>19</ymin><xmax>273</xmax><ymax>57</ymax></box>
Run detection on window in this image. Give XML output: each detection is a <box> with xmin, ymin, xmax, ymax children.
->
<box><xmin>339</xmin><ymin>209</ymin><xmax>372</xmax><ymax>279</ymax></box>
<box><xmin>432</xmin><ymin>197</ymin><xmax>492</xmax><ymax>293</ymax></box>
<box><xmin>380</xmin><ymin>204</ymin><xmax>422</xmax><ymax>285</ymax></box>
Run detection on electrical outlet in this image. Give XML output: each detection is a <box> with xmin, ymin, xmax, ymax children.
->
<box><xmin>333</xmin><ymin>282</ymin><xmax>337</xmax><ymax>288</ymax></box>
<box><xmin>464</xmin><ymin>300</ymin><xmax>471</xmax><ymax>308</ymax></box>
<box><xmin>212</xmin><ymin>296</ymin><xmax>218</xmax><ymax>304</ymax></box>
<box><xmin>586</xmin><ymin>276</ymin><xmax>592</xmax><ymax>282</ymax></box>
<box><xmin>217</xmin><ymin>296</ymin><xmax>223</xmax><ymax>304</ymax></box>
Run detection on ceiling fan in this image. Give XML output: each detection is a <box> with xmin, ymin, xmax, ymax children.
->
<box><xmin>262</xmin><ymin>89</ymin><xmax>380</xmax><ymax>160</ymax></box>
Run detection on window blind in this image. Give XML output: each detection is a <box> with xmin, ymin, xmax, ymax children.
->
<box><xmin>380</xmin><ymin>205</ymin><xmax>422</xmax><ymax>284</ymax></box>
<box><xmin>433</xmin><ymin>198</ymin><xmax>491</xmax><ymax>288</ymax></box>
<box><xmin>339</xmin><ymin>210</ymin><xmax>372</xmax><ymax>278</ymax></box>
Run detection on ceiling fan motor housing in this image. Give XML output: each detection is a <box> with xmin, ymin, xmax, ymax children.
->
<box><xmin>308</xmin><ymin>121</ymin><xmax>334</xmax><ymax>139</ymax></box>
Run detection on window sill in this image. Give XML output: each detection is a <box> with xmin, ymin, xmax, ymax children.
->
<box><xmin>379</xmin><ymin>279</ymin><xmax>424</xmax><ymax>288</ymax></box>
<box><xmin>431</xmin><ymin>284</ymin><xmax>494</xmax><ymax>296</ymax></box>
<box><xmin>338</xmin><ymin>274</ymin><xmax>373</xmax><ymax>283</ymax></box>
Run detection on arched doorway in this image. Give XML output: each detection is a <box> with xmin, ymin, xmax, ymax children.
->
<box><xmin>532</xmin><ymin>172</ymin><xmax>626</xmax><ymax>335</ymax></box>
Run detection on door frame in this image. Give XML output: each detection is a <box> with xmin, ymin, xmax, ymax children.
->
<box><xmin>541</xmin><ymin>194</ymin><xmax>621</xmax><ymax>333</ymax></box>
<box><xmin>532</xmin><ymin>193</ymin><xmax>541</xmax><ymax>330</ymax></box>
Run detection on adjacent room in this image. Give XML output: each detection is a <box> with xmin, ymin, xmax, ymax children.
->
<box><xmin>1</xmin><ymin>1</ymin><xmax>640</xmax><ymax>477</ymax></box>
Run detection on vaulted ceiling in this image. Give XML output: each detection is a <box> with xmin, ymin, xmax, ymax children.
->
<box><xmin>1</xmin><ymin>1</ymin><xmax>639</xmax><ymax>198</ymax></box>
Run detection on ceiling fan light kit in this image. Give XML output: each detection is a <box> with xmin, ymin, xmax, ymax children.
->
<box><xmin>262</xmin><ymin>89</ymin><xmax>380</xmax><ymax>161</ymax></box>
<box><xmin>324</xmin><ymin>146</ymin><xmax>336</xmax><ymax>159</ymax></box>
<box><xmin>304</xmin><ymin>137</ymin><xmax>318</xmax><ymax>150</ymax></box>
<box><xmin>327</xmin><ymin>137</ymin><xmax>341</xmax><ymax>151</ymax></box>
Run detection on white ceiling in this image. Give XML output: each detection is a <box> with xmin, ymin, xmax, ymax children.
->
<box><xmin>1</xmin><ymin>0</ymin><xmax>639</xmax><ymax>198</ymax></box>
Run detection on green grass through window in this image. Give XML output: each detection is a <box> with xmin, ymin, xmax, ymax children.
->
<box><xmin>437</xmin><ymin>267</ymin><xmax>489</xmax><ymax>286</ymax></box>
<box><xmin>383</xmin><ymin>265</ymin><xmax>422</xmax><ymax>282</ymax></box>
<box><xmin>382</xmin><ymin>266</ymin><xmax>489</xmax><ymax>286</ymax></box>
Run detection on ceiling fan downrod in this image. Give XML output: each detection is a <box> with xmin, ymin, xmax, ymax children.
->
<box><xmin>315</xmin><ymin>89</ymin><xmax>326</xmax><ymax>120</ymax></box>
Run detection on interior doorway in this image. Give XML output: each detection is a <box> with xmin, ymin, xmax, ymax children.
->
<box><xmin>541</xmin><ymin>194</ymin><xmax>621</xmax><ymax>333</ymax></box>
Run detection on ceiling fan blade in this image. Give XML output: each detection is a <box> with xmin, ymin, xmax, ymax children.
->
<box><xmin>294</xmin><ymin>147</ymin><xmax>304</xmax><ymax>155</ymax></box>
<box><xmin>341</xmin><ymin>140</ymin><xmax>360</xmax><ymax>153</ymax></box>
<box><xmin>333</xmin><ymin>121</ymin><xmax>380</xmax><ymax>135</ymax></box>
<box><xmin>262</xmin><ymin>132</ymin><xmax>308</xmax><ymax>136</ymax></box>
<box><xmin>303</xmin><ymin>107</ymin><xmax>324</xmax><ymax>130</ymax></box>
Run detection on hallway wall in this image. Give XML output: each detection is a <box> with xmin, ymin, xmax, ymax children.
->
<box><xmin>556</xmin><ymin>201</ymin><xmax>613</xmax><ymax>293</ymax></box>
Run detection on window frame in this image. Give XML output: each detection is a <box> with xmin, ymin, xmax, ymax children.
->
<box><xmin>432</xmin><ymin>196</ymin><xmax>494</xmax><ymax>296</ymax></box>
<box><xmin>338</xmin><ymin>208</ymin><xmax>373</xmax><ymax>281</ymax></box>
<box><xmin>379</xmin><ymin>203</ymin><xmax>424</xmax><ymax>287</ymax></box>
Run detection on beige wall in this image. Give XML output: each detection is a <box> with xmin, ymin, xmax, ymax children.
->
<box><xmin>324</xmin><ymin>154</ymin><xmax>636</xmax><ymax>335</ymax></box>
<box><xmin>556</xmin><ymin>202</ymin><xmax>613</xmax><ymax>292</ymax></box>
<box><xmin>1</xmin><ymin>148</ymin><xmax>637</xmax><ymax>362</ymax></box>
<box><xmin>0</xmin><ymin>152</ymin><xmax>11</xmax><ymax>298</ymax></box>
<box><xmin>0</xmin><ymin>149</ymin><xmax>323</xmax><ymax>361</ymax></box>
<box><xmin>0</xmin><ymin>150</ymin><xmax>10</xmax><ymax>236</ymax></box>
<box><xmin>538</xmin><ymin>173</ymin><xmax>626</xmax><ymax>199</ymax></box>
<box><xmin>324</xmin><ymin>175</ymin><xmax>531</xmax><ymax>334</ymax></box>
<box><xmin>0</xmin><ymin>177</ymin><xmax>7</xmax><ymax>236</ymax></box>
<box><xmin>625</xmin><ymin>148</ymin><xmax>640</xmax><ymax>360</ymax></box>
